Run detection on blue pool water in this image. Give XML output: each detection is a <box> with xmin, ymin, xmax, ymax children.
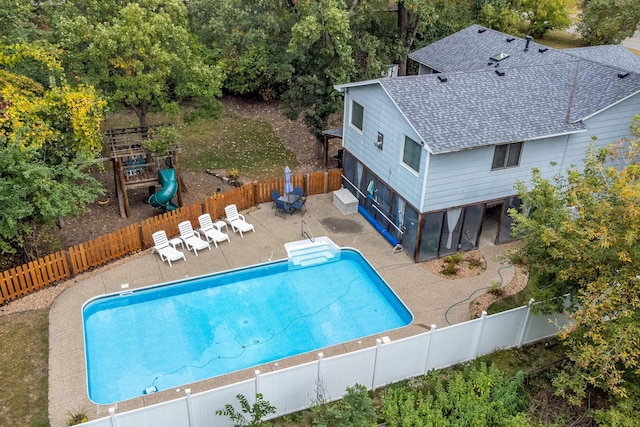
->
<box><xmin>83</xmin><ymin>248</ymin><xmax>412</xmax><ymax>404</ymax></box>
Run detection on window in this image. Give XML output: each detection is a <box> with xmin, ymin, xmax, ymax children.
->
<box><xmin>491</xmin><ymin>142</ymin><xmax>522</xmax><ymax>170</ymax></box>
<box><xmin>351</xmin><ymin>100</ymin><xmax>364</xmax><ymax>131</ymax></box>
<box><xmin>402</xmin><ymin>136</ymin><xmax>421</xmax><ymax>173</ymax></box>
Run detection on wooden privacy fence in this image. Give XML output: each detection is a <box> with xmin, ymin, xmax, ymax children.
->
<box><xmin>0</xmin><ymin>169</ymin><xmax>343</xmax><ymax>305</ymax></box>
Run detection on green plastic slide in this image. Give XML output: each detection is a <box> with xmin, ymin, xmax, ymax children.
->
<box><xmin>148</xmin><ymin>168</ymin><xmax>179</xmax><ymax>211</ymax></box>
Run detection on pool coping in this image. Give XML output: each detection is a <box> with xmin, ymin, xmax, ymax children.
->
<box><xmin>48</xmin><ymin>193</ymin><xmax>514</xmax><ymax>426</ymax></box>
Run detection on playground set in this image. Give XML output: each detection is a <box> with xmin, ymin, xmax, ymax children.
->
<box><xmin>106</xmin><ymin>126</ymin><xmax>183</xmax><ymax>218</ymax></box>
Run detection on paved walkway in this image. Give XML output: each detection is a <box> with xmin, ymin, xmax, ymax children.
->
<box><xmin>48</xmin><ymin>193</ymin><xmax>514</xmax><ymax>426</ymax></box>
<box><xmin>622</xmin><ymin>30</ymin><xmax>640</xmax><ymax>51</ymax></box>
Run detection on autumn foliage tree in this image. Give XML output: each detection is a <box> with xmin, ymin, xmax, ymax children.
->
<box><xmin>0</xmin><ymin>43</ymin><xmax>105</xmax><ymax>259</ymax></box>
<box><xmin>509</xmin><ymin>121</ymin><xmax>640</xmax><ymax>402</ymax></box>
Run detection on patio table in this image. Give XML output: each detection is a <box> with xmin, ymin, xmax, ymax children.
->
<box><xmin>277</xmin><ymin>193</ymin><xmax>300</xmax><ymax>214</ymax></box>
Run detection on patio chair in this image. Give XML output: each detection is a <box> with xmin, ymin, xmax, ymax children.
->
<box><xmin>271</xmin><ymin>189</ymin><xmax>280</xmax><ymax>208</ymax></box>
<box><xmin>151</xmin><ymin>230</ymin><xmax>186</xmax><ymax>267</ymax></box>
<box><xmin>274</xmin><ymin>198</ymin><xmax>292</xmax><ymax>217</ymax></box>
<box><xmin>197</xmin><ymin>213</ymin><xmax>231</xmax><ymax>247</ymax></box>
<box><xmin>291</xmin><ymin>187</ymin><xmax>307</xmax><ymax>216</ymax></box>
<box><xmin>178</xmin><ymin>220</ymin><xmax>211</xmax><ymax>256</ymax></box>
<box><xmin>224</xmin><ymin>204</ymin><xmax>255</xmax><ymax>237</ymax></box>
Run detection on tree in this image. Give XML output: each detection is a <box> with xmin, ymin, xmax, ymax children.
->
<box><xmin>45</xmin><ymin>0</ymin><xmax>224</xmax><ymax>127</ymax></box>
<box><xmin>0</xmin><ymin>0</ymin><xmax>43</xmax><ymax>43</ymax></box>
<box><xmin>578</xmin><ymin>0</ymin><xmax>640</xmax><ymax>45</ymax></box>
<box><xmin>0</xmin><ymin>44</ymin><xmax>105</xmax><ymax>258</ymax></box>
<box><xmin>187</xmin><ymin>0</ymin><xmax>293</xmax><ymax>101</ymax></box>
<box><xmin>476</xmin><ymin>0</ymin><xmax>521</xmax><ymax>33</ymax></box>
<box><xmin>520</xmin><ymin>0</ymin><xmax>577</xmax><ymax>38</ymax></box>
<box><xmin>281</xmin><ymin>0</ymin><xmax>356</xmax><ymax>141</ymax></box>
<box><xmin>509</xmin><ymin>123</ymin><xmax>640</xmax><ymax>401</ymax></box>
<box><xmin>395</xmin><ymin>1</ymin><xmax>437</xmax><ymax>76</ymax></box>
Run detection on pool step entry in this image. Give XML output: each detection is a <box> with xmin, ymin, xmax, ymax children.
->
<box><xmin>284</xmin><ymin>236</ymin><xmax>340</xmax><ymax>268</ymax></box>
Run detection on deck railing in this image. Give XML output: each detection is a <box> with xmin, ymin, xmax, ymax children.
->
<box><xmin>0</xmin><ymin>169</ymin><xmax>343</xmax><ymax>305</ymax></box>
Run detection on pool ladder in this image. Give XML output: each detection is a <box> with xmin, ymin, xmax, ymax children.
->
<box><xmin>301</xmin><ymin>220</ymin><xmax>315</xmax><ymax>242</ymax></box>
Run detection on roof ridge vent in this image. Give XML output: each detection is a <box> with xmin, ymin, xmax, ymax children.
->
<box><xmin>618</xmin><ymin>72</ymin><xmax>630</xmax><ymax>79</ymax></box>
<box><xmin>495</xmin><ymin>70</ymin><xmax>506</xmax><ymax>77</ymax></box>
<box><xmin>437</xmin><ymin>75</ymin><xmax>448</xmax><ymax>83</ymax></box>
<box><xmin>538</xmin><ymin>47</ymin><xmax>549</xmax><ymax>53</ymax></box>
<box><xmin>506</xmin><ymin>37</ymin><xmax>515</xmax><ymax>42</ymax></box>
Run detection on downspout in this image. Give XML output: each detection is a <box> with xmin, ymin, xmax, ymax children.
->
<box><xmin>419</xmin><ymin>148</ymin><xmax>430</xmax><ymax>211</ymax></box>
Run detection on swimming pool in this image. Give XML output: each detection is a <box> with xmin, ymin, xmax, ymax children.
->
<box><xmin>83</xmin><ymin>241</ymin><xmax>412</xmax><ymax>404</ymax></box>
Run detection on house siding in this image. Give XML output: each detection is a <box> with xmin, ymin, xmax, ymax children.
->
<box><xmin>342</xmin><ymin>84</ymin><xmax>426</xmax><ymax>208</ymax></box>
<box><xmin>560</xmin><ymin>95</ymin><xmax>640</xmax><ymax>170</ymax></box>
<box><xmin>423</xmin><ymin>136</ymin><xmax>563</xmax><ymax>212</ymax></box>
<box><xmin>420</xmin><ymin>93</ymin><xmax>640</xmax><ymax>212</ymax></box>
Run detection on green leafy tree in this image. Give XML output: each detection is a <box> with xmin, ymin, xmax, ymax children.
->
<box><xmin>509</xmin><ymin>123</ymin><xmax>640</xmax><ymax>402</ymax></box>
<box><xmin>45</xmin><ymin>0</ymin><xmax>224</xmax><ymax>127</ymax></box>
<box><xmin>281</xmin><ymin>0</ymin><xmax>356</xmax><ymax>142</ymax></box>
<box><xmin>476</xmin><ymin>0</ymin><xmax>521</xmax><ymax>33</ymax></box>
<box><xmin>0</xmin><ymin>0</ymin><xmax>43</xmax><ymax>43</ymax></box>
<box><xmin>187</xmin><ymin>0</ymin><xmax>293</xmax><ymax>101</ymax></box>
<box><xmin>578</xmin><ymin>0</ymin><xmax>640</xmax><ymax>45</ymax></box>
<box><xmin>520</xmin><ymin>0</ymin><xmax>577</xmax><ymax>38</ymax></box>
<box><xmin>395</xmin><ymin>1</ymin><xmax>439</xmax><ymax>76</ymax></box>
<box><xmin>0</xmin><ymin>44</ymin><xmax>105</xmax><ymax>258</ymax></box>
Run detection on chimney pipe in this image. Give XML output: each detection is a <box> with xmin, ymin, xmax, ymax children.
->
<box><xmin>524</xmin><ymin>36</ymin><xmax>532</xmax><ymax>52</ymax></box>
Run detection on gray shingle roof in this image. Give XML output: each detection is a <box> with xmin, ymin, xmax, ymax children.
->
<box><xmin>377</xmin><ymin>60</ymin><xmax>640</xmax><ymax>154</ymax></box>
<box><xmin>352</xmin><ymin>25</ymin><xmax>640</xmax><ymax>154</ymax></box>
<box><xmin>408</xmin><ymin>24</ymin><xmax>569</xmax><ymax>72</ymax></box>
<box><xmin>563</xmin><ymin>45</ymin><xmax>640</xmax><ymax>73</ymax></box>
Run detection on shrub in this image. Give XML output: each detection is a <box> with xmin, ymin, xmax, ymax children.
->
<box><xmin>380</xmin><ymin>363</ymin><xmax>527</xmax><ymax>426</ymax></box>
<box><xmin>311</xmin><ymin>384</ymin><xmax>376</xmax><ymax>427</ymax></box>
<box><xmin>489</xmin><ymin>281</ymin><xmax>506</xmax><ymax>297</ymax></box>
<box><xmin>443</xmin><ymin>252</ymin><xmax>463</xmax><ymax>264</ymax></box>
<box><xmin>440</xmin><ymin>262</ymin><xmax>459</xmax><ymax>276</ymax></box>
<box><xmin>466</xmin><ymin>254</ymin><xmax>485</xmax><ymax>270</ymax></box>
<box><xmin>215</xmin><ymin>393</ymin><xmax>276</xmax><ymax>427</ymax></box>
<box><xmin>66</xmin><ymin>409</ymin><xmax>88</xmax><ymax>425</ymax></box>
<box><xmin>227</xmin><ymin>168</ymin><xmax>240</xmax><ymax>180</ymax></box>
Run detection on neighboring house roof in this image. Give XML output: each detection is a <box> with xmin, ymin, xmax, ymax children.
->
<box><xmin>408</xmin><ymin>24</ymin><xmax>569</xmax><ymax>73</ymax></box>
<box><xmin>563</xmin><ymin>45</ymin><xmax>640</xmax><ymax>73</ymax></box>
<box><xmin>337</xmin><ymin>24</ymin><xmax>640</xmax><ymax>154</ymax></box>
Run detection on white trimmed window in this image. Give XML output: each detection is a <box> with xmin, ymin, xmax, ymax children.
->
<box><xmin>350</xmin><ymin>100</ymin><xmax>364</xmax><ymax>131</ymax></box>
<box><xmin>402</xmin><ymin>136</ymin><xmax>421</xmax><ymax>173</ymax></box>
<box><xmin>492</xmin><ymin>142</ymin><xmax>522</xmax><ymax>170</ymax></box>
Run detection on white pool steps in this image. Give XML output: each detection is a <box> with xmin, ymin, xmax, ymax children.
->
<box><xmin>284</xmin><ymin>237</ymin><xmax>340</xmax><ymax>268</ymax></box>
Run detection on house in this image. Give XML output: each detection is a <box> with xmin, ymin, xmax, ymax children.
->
<box><xmin>334</xmin><ymin>24</ymin><xmax>640</xmax><ymax>261</ymax></box>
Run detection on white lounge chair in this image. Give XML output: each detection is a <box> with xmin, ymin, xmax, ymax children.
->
<box><xmin>197</xmin><ymin>213</ymin><xmax>231</xmax><ymax>247</ymax></box>
<box><xmin>224</xmin><ymin>204</ymin><xmax>255</xmax><ymax>237</ymax></box>
<box><xmin>178</xmin><ymin>220</ymin><xmax>211</xmax><ymax>256</ymax></box>
<box><xmin>151</xmin><ymin>230</ymin><xmax>186</xmax><ymax>267</ymax></box>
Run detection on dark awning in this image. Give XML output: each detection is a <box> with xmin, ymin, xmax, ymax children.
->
<box><xmin>322</xmin><ymin>128</ymin><xmax>343</xmax><ymax>139</ymax></box>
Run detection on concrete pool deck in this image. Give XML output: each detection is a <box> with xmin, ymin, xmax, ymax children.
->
<box><xmin>48</xmin><ymin>193</ymin><xmax>514</xmax><ymax>426</ymax></box>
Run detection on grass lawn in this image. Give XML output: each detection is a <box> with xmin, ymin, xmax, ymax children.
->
<box><xmin>0</xmin><ymin>310</ymin><xmax>49</xmax><ymax>427</ymax></box>
<box><xmin>536</xmin><ymin>29</ymin><xmax>587</xmax><ymax>49</ymax></box>
<box><xmin>101</xmin><ymin>104</ymin><xmax>298</xmax><ymax>181</ymax></box>
<box><xmin>178</xmin><ymin>109</ymin><xmax>297</xmax><ymax>180</ymax></box>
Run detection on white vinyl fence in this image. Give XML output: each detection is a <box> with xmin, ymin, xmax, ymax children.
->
<box><xmin>82</xmin><ymin>304</ymin><xmax>568</xmax><ymax>427</ymax></box>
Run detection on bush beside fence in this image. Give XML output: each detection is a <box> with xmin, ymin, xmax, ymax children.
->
<box><xmin>0</xmin><ymin>169</ymin><xmax>343</xmax><ymax>305</ymax></box>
